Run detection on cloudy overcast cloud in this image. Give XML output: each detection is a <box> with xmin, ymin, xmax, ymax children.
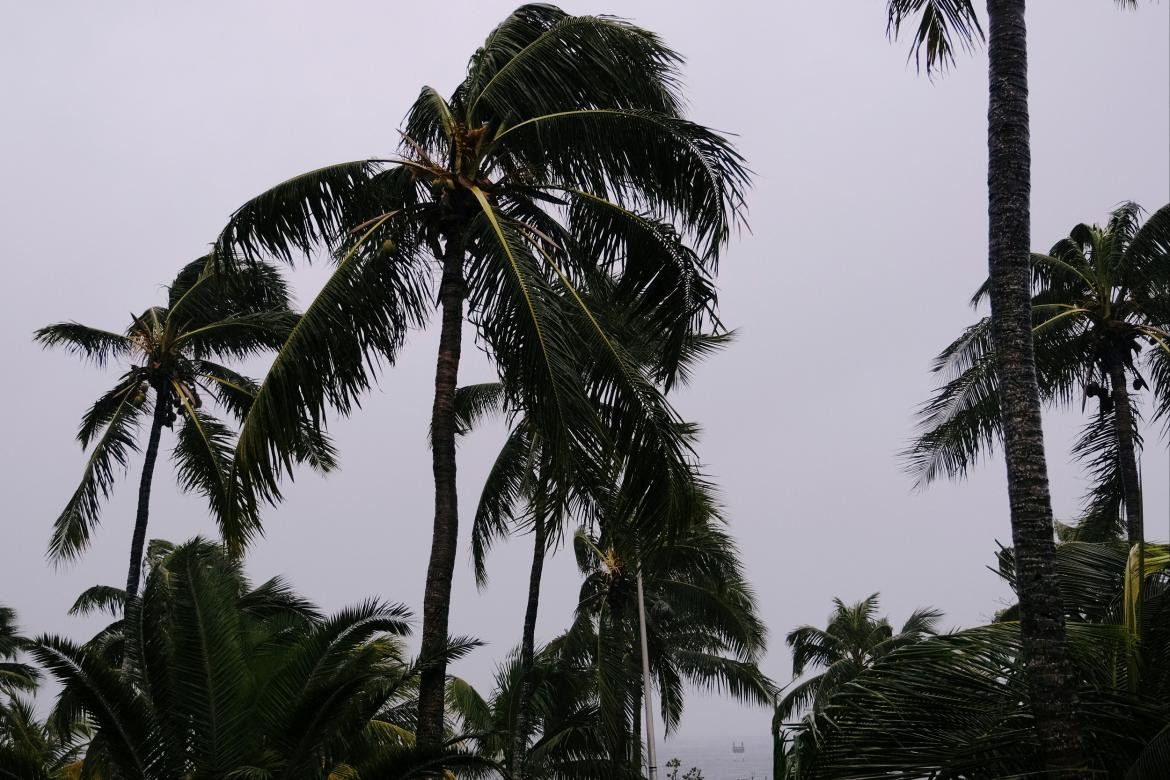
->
<box><xmin>1</xmin><ymin>0</ymin><xmax>1167</xmax><ymax>749</ymax></box>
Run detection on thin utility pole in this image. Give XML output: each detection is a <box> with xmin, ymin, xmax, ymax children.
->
<box><xmin>637</xmin><ymin>570</ymin><xmax>658</xmax><ymax>780</ymax></box>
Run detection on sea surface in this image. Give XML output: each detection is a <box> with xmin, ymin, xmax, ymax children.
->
<box><xmin>659</xmin><ymin>735</ymin><xmax>772</xmax><ymax>780</ymax></box>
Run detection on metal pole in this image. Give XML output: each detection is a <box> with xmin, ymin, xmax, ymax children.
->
<box><xmin>637</xmin><ymin>570</ymin><xmax>658</xmax><ymax>780</ymax></box>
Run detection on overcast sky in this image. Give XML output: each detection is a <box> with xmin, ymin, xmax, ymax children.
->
<box><xmin>2</xmin><ymin>0</ymin><xmax>1167</xmax><ymax>748</ymax></box>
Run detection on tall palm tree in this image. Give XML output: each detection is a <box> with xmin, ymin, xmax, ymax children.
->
<box><xmin>907</xmin><ymin>202</ymin><xmax>1170</xmax><ymax>545</ymax></box>
<box><xmin>775</xmin><ymin>594</ymin><xmax>940</xmax><ymax>723</ymax></box>
<box><xmin>30</xmin><ymin>538</ymin><xmax>493</xmax><ymax>779</ymax></box>
<box><xmin>214</xmin><ymin>4</ymin><xmax>748</xmax><ymax>744</ymax></box>
<box><xmin>885</xmin><ymin>2</ymin><xmax>1144</xmax><ymax>768</ymax></box>
<box><xmin>34</xmin><ymin>258</ymin><xmax>317</xmax><ymax>599</ymax></box>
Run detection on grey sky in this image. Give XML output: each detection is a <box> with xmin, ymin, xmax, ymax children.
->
<box><xmin>1</xmin><ymin>0</ymin><xmax>1167</xmax><ymax>748</ymax></box>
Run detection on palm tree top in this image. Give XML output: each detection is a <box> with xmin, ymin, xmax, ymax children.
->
<box><xmin>34</xmin><ymin>257</ymin><xmax>312</xmax><ymax>562</ymax></box>
<box><xmin>777</xmin><ymin>594</ymin><xmax>941</xmax><ymax>722</ymax></box>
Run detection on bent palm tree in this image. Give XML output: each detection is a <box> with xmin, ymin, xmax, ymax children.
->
<box><xmin>885</xmin><ymin>2</ymin><xmax>1145</xmax><ymax>768</ymax></box>
<box><xmin>35</xmin><ymin>258</ymin><xmax>314</xmax><ymax>599</ymax></box>
<box><xmin>907</xmin><ymin>202</ymin><xmax>1170</xmax><ymax>545</ymax></box>
<box><xmin>215</xmin><ymin>4</ymin><xmax>748</xmax><ymax>744</ymax></box>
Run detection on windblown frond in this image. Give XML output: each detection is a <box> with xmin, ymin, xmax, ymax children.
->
<box><xmin>33</xmin><ymin>323</ymin><xmax>132</xmax><ymax>367</ymax></box>
<box><xmin>886</xmin><ymin>0</ymin><xmax>983</xmax><ymax>74</ymax></box>
<box><xmin>216</xmin><ymin>160</ymin><xmax>384</xmax><ymax>262</ymax></box>
<box><xmin>173</xmin><ymin>404</ymin><xmax>259</xmax><ymax>555</ymax></box>
<box><xmin>49</xmin><ymin>390</ymin><xmax>146</xmax><ymax>561</ymax></box>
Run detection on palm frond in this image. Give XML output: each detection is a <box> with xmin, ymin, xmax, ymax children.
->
<box><xmin>173</xmin><ymin>402</ymin><xmax>260</xmax><ymax>556</ymax></box>
<box><xmin>452</xmin><ymin>382</ymin><xmax>508</xmax><ymax>437</ymax></box>
<box><xmin>216</xmin><ymin>160</ymin><xmax>384</xmax><ymax>262</ymax></box>
<box><xmin>495</xmin><ymin>109</ymin><xmax>748</xmax><ymax>259</ymax></box>
<box><xmin>472</xmin><ymin>421</ymin><xmax>536</xmax><ymax>588</ymax></box>
<box><xmin>232</xmin><ymin>213</ymin><xmax>430</xmax><ymax>506</ymax></box>
<box><xmin>1070</xmin><ymin>405</ymin><xmax>1134</xmax><ymax>542</ymax></box>
<box><xmin>76</xmin><ymin>374</ymin><xmax>142</xmax><ymax>448</ymax></box>
<box><xmin>29</xmin><ymin>635</ymin><xmax>152</xmax><ymax>778</ymax></box>
<box><xmin>175</xmin><ymin>310</ymin><xmax>299</xmax><ymax>361</ymax></box>
<box><xmin>33</xmin><ymin>323</ymin><xmax>133</xmax><ymax>367</ymax></box>
<box><xmin>903</xmin><ymin>323</ymin><xmax>1000</xmax><ymax>486</ymax></box>
<box><xmin>49</xmin><ymin>389</ymin><xmax>147</xmax><ymax>562</ymax></box>
<box><xmin>67</xmin><ymin>586</ymin><xmax>126</xmax><ymax>618</ymax></box>
<box><xmin>467</xmin><ymin>10</ymin><xmax>682</xmax><ymax>125</ymax></box>
<box><xmin>886</xmin><ymin>0</ymin><xmax>983</xmax><ymax>75</ymax></box>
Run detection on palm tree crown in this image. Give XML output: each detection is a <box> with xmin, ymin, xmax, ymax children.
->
<box><xmin>776</xmin><ymin>594</ymin><xmax>940</xmax><ymax>722</ymax></box>
<box><xmin>35</xmin><ymin>258</ymin><xmax>318</xmax><ymax>596</ymax></box>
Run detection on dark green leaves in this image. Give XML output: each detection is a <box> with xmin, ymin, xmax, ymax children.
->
<box><xmin>33</xmin><ymin>323</ymin><xmax>131</xmax><ymax>368</ymax></box>
<box><xmin>495</xmin><ymin>109</ymin><xmax>748</xmax><ymax>259</ymax></box>
<box><xmin>467</xmin><ymin>9</ymin><xmax>683</xmax><ymax>126</ymax></box>
<box><xmin>230</xmin><ymin>212</ymin><xmax>430</xmax><ymax>503</ymax></box>
<box><xmin>49</xmin><ymin>388</ymin><xmax>146</xmax><ymax>562</ymax></box>
<box><xmin>216</xmin><ymin>160</ymin><xmax>384</xmax><ymax>263</ymax></box>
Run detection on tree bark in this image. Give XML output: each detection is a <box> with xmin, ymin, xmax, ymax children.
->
<box><xmin>125</xmin><ymin>391</ymin><xmax>167</xmax><ymax>602</ymax></box>
<box><xmin>985</xmin><ymin>0</ymin><xmax>1087</xmax><ymax>773</ymax></box>
<box><xmin>416</xmin><ymin>235</ymin><xmax>466</xmax><ymax>747</ymax></box>
<box><xmin>509</xmin><ymin>509</ymin><xmax>549</xmax><ymax>777</ymax></box>
<box><xmin>1105</xmin><ymin>349</ymin><xmax>1143</xmax><ymax>546</ymax></box>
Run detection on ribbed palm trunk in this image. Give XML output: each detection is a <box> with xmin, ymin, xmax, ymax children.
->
<box><xmin>417</xmin><ymin>238</ymin><xmax>466</xmax><ymax>747</ymax></box>
<box><xmin>509</xmin><ymin>511</ymin><xmax>548</xmax><ymax>777</ymax></box>
<box><xmin>125</xmin><ymin>391</ymin><xmax>167</xmax><ymax>602</ymax></box>
<box><xmin>985</xmin><ymin>0</ymin><xmax>1086</xmax><ymax>772</ymax></box>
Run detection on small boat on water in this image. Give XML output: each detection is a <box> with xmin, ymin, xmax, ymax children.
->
<box><xmin>731</xmin><ymin>741</ymin><xmax>745</xmax><ymax>754</ymax></box>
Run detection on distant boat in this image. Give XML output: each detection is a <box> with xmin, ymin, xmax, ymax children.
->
<box><xmin>732</xmin><ymin>741</ymin><xmax>745</xmax><ymax>754</ymax></box>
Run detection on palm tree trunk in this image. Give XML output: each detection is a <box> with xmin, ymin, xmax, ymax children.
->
<box><xmin>984</xmin><ymin>0</ymin><xmax>1086</xmax><ymax>772</ymax></box>
<box><xmin>417</xmin><ymin>236</ymin><xmax>466</xmax><ymax>747</ymax></box>
<box><xmin>125</xmin><ymin>391</ymin><xmax>167</xmax><ymax>602</ymax></box>
<box><xmin>509</xmin><ymin>509</ymin><xmax>548</xmax><ymax>778</ymax></box>
<box><xmin>636</xmin><ymin>571</ymin><xmax>659</xmax><ymax>780</ymax></box>
<box><xmin>1105</xmin><ymin>349</ymin><xmax>1143</xmax><ymax>546</ymax></box>
<box><xmin>1105</xmin><ymin>347</ymin><xmax>1144</xmax><ymax>639</ymax></box>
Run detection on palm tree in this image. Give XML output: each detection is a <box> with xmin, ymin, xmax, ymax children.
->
<box><xmin>775</xmin><ymin>594</ymin><xmax>940</xmax><ymax>724</ymax></box>
<box><xmin>213</xmin><ymin>4</ymin><xmax>748</xmax><ymax>744</ymax></box>
<box><xmin>784</xmin><ymin>541</ymin><xmax>1170</xmax><ymax>777</ymax></box>
<box><xmin>448</xmin><ymin>517</ymin><xmax>771</xmax><ymax>777</ymax></box>
<box><xmin>448</xmin><ymin>646</ymin><xmax>618</xmax><ymax>778</ymax></box>
<box><xmin>30</xmin><ymin>538</ymin><xmax>493</xmax><ymax>779</ymax></box>
<box><xmin>885</xmin><ymin>2</ymin><xmax>1145</xmax><ymax>768</ymax></box>
<box><xmin>461</xmin><ymin>319</ymin><xmax>729</xmax><ymax>775</ymax></box>
<box><xmin>562</xmin><ymin>519</ymin><xmax>774</xmax><ymax>774</ymax></box>
<box><xmin>34</xmin><ymin>258</ymin><xmax>319</xmax><ymax>599</ymax></box>
<box><xmin>907</xmin><ymin>202</ymin><xmax>1170</xmax><ymax>545</ymax></box>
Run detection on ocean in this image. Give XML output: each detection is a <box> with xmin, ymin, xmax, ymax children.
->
<box><xmin>659</xmin><ymin>735</ymin><xmax>773</xmax><ymax>780</ymax></box>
